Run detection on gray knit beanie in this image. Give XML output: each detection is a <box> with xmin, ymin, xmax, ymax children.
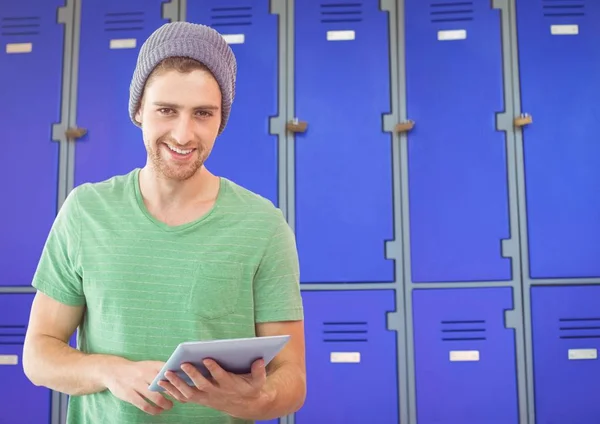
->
<box><xmin>129</xmin><ymin>21</ymin><xmax>237</xmax><ymax>135</ymax></box>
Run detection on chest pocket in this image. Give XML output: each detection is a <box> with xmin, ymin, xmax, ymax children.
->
<box><xmin>186</xmin><ymin>262</ymin><xmax>244</xmax><ymax>320</ymax></box>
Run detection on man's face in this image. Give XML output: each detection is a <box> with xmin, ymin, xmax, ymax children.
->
<box><xmin>135</xmin><ymin>68</ymin><xmax>222</xmax><ymax>181</ymax></box>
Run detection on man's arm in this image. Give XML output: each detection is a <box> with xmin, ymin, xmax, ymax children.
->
<box><xmin>22</xmin><ymin>187</ymin><xmax>113</xmax><ymax>395</ymax></box>
<box><xmin>252</xmin><ymin>320</ymin><xmax>306</xmax><ymax>419</ymax></box>
<box><xmin>22</xmin><ymin>291</ymin><xmax>116</xmax><ymax>396</ymax></box>
<box><xmin>249</xmin><ymin>211</ymin><xmax>307</xmax><ymax>418</ymax></box>
<box><xmin>23</xmin><ymin>188</ymin><xmax>173</xmax><ymax>414</ymax></box>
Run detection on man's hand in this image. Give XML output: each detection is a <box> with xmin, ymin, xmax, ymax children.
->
<box><xmin>157</xmin><ymin>358</ymin><xmax>270</xmax><ymax>419</ymax></box>
<box><xmin>103</xmin><ymin>359</ymin><xmax>174</xmax><ymax>416</ymax></box>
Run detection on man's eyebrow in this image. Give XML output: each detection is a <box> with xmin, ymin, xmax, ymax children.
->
<box><xmin>152</xmin><ymin>102</ymin><xmax>219</xmax><ymax>110</ymax></box>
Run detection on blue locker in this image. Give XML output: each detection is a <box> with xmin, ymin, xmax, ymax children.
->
<box><xmin>515</xmin><ymin>0</ymin><xmax>600</xmax><ymax>279</ymax></box>
<box><xmin>294</xmin><ymin>2</ymin><xmax>394</xmax><ymax>283</ymax></box>
<box><xmin>295</xmin><ymin>290</ymin><xmax>399</xmax><ymax>423</ymax></box>
<box><xmin>73</xmin><ymin>0</ymin><xmax>169</xmax><ymax>187</ymax></box>
<box><xmin>531</xmin><ymin>285</ymin><xmax>600</xmax><ymax>423</ymax></box>
<box><xmin>404</xmin><ymin>0</ymin><xmax>511</xmax><ymax>282</ymax></box>
<box><xmin>412</xmin><ymin>288</ymin><xmax>519</xmax><ymax>423</ymax></box>
<box><xmin>0</xmin><ymin>0</ymin><xmax>65</xmax><ymax>286</ymax></box>
<box><xmin>186</xmin><ymin>1</ymin><xmax>280</xmax><ymax>206</ymax></box>
<box><xmin>0</xmin><ymin>293</ymin><xmax>52</xmax><ymax>423</ymax></box>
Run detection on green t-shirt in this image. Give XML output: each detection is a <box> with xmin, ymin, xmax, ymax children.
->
<box><xmin>32</xmin><ymin>168</ymin><xmax>304</xmax><ymax>424</ymax></box>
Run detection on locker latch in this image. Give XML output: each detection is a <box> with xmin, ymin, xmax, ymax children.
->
<box><xmin>65</xmin><ymin>127</ymin><xmax>88</xmax><ymax>140</ymax></box>
<box><xmin>286</xmin><ymin>118</ymin><xmax>308</xmax><ymax>133</ymax></box>
<box><xmin>395</xmin><ymin>120</ymin><xmax>415</xmax><ymax>133</ymax></box>
<box><xmin>514</xmin><ymin>113</ymin><xmax>532</xmax><ymax>127</ymax></box>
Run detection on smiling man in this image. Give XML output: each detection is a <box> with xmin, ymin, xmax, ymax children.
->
<box><xmin>22</xmin><ymin>22</ymin><xmax>306</xmax><ymax>424</ymax></box>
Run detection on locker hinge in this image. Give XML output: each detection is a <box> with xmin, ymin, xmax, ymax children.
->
<box><xmin>57</xmin><ymin>5</ymin><xmax>72</xmax><ymax>25</ymax></box>
<box><xmin>501</xmin><ymin>238</ymin><xmax>517</xmax><ymax>259</ymax></box>
<box><xmin>387</xmin><ymin>311</ymin><xmax>402</xmax><ymax>331</ymax></box>
<box><xmin>504</xmin><ymin>309</ymin><xmax>518</xmax><ymax>330</ymax></box>
<box><xmin>385</xmin><ymin>240</ymin><xmax>401</xmax><ymax>261</ymax></box>
<box><xmin>491</xmin><ymin>0</ymin><xmax>509</xmax><ymax>10</ymax></box>
<box><xmin>162</xmin><ymin>0</ymin><xmax>179</xmax><ymax>21</ymax></box>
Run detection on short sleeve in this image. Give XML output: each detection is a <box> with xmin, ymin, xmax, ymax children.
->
<box><xmin>32</xmin><ymin>187</ymin><xmax>85</xmax><ymax>306</ymax></box>
<box><xmin>253</xmin><ymin>213</ymin><xmax>304</xmax><ymax>323</ymax></box>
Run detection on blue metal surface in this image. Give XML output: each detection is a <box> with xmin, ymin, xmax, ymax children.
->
<box><xmin>404</xmin><ymin>0</ymin><xmax>511</xmax><ymax>283</ymax></box>
<box><xmin>412</xmin><ymin>288</ymin><xmax>519</xmax><ymax>423</ymax></box>
<box><xmin>294</xmin><ymin>1</ymin><xmax>394</xmax><ymax>283</ymax></box>
<box><xmin>0</xmin><ymin>293</ymin><xmax>52</xmax><ymax>423</ymax></box>
<box><xmin>531</xmin><ymin>285</ymin><xmax>600</xmax><ymax>423</ymax></box>
<box><xmin>0</xmin><ymin>0</ymin><xmax>64</xmax><ymax>286</ymax></box>
<box><xmin>186</xmin><ymin>0</ymin><xmax>279</xmax><ymax>206</ymax></box>
<box><xmin>295</xmin><ymin>290</ymin><xmax>399</xmax><ymax>423</ymax></box>
<box><xmin>516</xmin><ymin>0</ymin><xmax>600</xmax><ymax>279</ymax></box>
<box><xmin>73</xmin><ymin>0</ymin><xmax>169</xmax><ymax>187</ymax></box>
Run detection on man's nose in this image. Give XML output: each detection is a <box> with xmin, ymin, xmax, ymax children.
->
<box><xmin>171</xmin><ymin>116</ymin><xmax>194</xmax><ymax>146</ymax></box>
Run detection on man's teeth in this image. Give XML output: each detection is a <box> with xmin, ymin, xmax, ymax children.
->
<box><xmin>167</xmin><ymin>145</ymin><xmax>193</xmax><ymax>155</ymax></box>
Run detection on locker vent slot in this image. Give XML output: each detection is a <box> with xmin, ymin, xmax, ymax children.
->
<box><xmin>542</xmin><ymin>0</ymin><xmax>585</xmax><ymax>17</ymax></box>
<box><xmin>322</xmin><ymin>321</ymin><xmax>368</xmax><ymax>343</ymax></box>
<box><xmin>320</xmin><ymin>3</ymin><xmax>363</xmax><ymax>23</ymax></box>
<box><xmin>210</xmin><ymin>6</ymin><xmax>253</xmax><ymax>27</ymax></box>
<box><xmin>0</xmin><ymin>325</ymin><xmax>26</xmax><ymax>345</ymax></box>
<box><xmin>559</xmin><ymin>317</ymin><xmax>600</xmax><ymax>339</ymax></box>
<box><xmin>430</xmin><ymin>1</ymin><xmax>474</xmax><ymax>23</ymax></box>
<box><xmin>0</xmin><ymin>16</ymin><xmax>41</xmax><ymax>36</ymax></box>
<box><xmin>441</xmin><ymin>319</ymin><xmax>486</xmax><ymax>341</ymax></box>
<box><xmin>104</xmin><ymin>12</ymin><xmax>145</xmax><ymax>32</ymax></box>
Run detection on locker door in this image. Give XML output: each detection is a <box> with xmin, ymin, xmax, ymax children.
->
<box><xmin>295</xmin><ymin>290</ymin><xmax>399</xmax><ymax>423</ymax></box>
<box><xmin>294</xmin><ymin>2</ymin><xmax>394</xmax><ymax>283</ymax></box>
<box><xmin>73</xmin><ymin>0</ymin><xmax>170</xmax><ymax>187</ymax></box>
<box><xmin>404</xmin><ymin>0</ymin><xmax>511</xmax><ymax>283</ymax></box>
<box><xmin>0</xmin><ymin>0</ymin><xmax>65</xmax><ymax>286</ymax></box>
<box><xmin>412</xmin><ymin>288</ymin><xmax>519</xmax><ymax>423</ymax></box>
<box><xmin>0</xmin><ymin>293</ymin><xmax>52</xmax><ymax>423</ymax></box>
<box><xmin>185</xmin><ymin>0</ymin><xmax>280</xmax><ymax>206</ymax></box>
<box><xmin>531</xmin><ymin>285</ymin><xmax>600</xmax><ymax>423</ymax></box>
<box><xmin>515</xmin><ymin>0</ymin><xmax>600</xmax><ymax>279</ymax></box>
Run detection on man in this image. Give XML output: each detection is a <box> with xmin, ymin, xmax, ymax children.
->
<box><xmin>22</xmin><ymin>21</ymin><xmax>306</xmax><ymax>423</ymax></box>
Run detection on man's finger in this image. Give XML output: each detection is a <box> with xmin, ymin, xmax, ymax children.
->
<box><xmin>166</xmin><ymin>370</ymin><xmax>200</xmax><ymax>398</ymax></box>
<box><xmin>181</xmin><ymin>364</ymin><xmax>216</xmax><ymax>393</ymax></box>
<box><xmin>129</xmin><ymin>391</ymin><xmax>164</xmax><ymax>415</ymax></box>
<box><xmin>249</xmin><ymin>359</ymin><xmax>267</xmax><ymax>388</ymax></box>
<box><xmin>142</xmin><ymin>387</ymin><xmax>174</xmax><ymax>411</ymax></box>
<box><xmin>158</xmin><ymin>380</ymin><xmax>188</xmax><ymax>403</ymax></box>
<box><xmin>203</xmin><ymin>359</ymin><xmax>233</xmax><ymax>387</ymax></box>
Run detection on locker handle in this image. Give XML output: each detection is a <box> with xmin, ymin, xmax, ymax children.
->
<box><xmin>395</xmin><ymin>120</ymin><xmax>415</xmax><ymax>133</ymax></box>
<box><xmin>65</xmin><ymin>126</ymin><xmax>88</xmax><ymax>140</ymax></box>
<box><xmin>286</xmin><ymin>118</ymin><xmax>308</xmax><ymax>133</ymax></box>
<box><xmin>514</xmin><ymin>113</ymin><xmax>532</xmax><ymax>128</ymax></box>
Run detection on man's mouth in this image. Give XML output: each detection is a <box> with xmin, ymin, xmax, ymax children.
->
<box><xmin>165</xmin><ymin>144</ymin><xmax>195</xmax><ymax>156</ymax></box>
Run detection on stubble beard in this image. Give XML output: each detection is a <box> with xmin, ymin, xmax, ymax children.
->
<box><xmin>148</xmin><ymin>135</ymin><xmax>206</xmax><ymax>181</ymax></box>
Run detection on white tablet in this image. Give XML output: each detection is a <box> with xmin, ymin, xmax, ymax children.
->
<box><xmin>148</xmin><ymin>335</ymin><xmax>290</xmax><ymax>392</ymax></box>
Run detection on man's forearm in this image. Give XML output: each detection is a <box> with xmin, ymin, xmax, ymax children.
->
<box><xmin>23</xmin><ymin>334</ymin><xmax>118</xmax><ymax>396</ymax></box>
<box><xmin>243</xmin><ymin>361</ymin><xmax>306</xmax><ymax>420</ymax></box>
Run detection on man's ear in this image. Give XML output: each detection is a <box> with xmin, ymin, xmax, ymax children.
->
<box><xmin>134</xmin><ymin>96</ymin><xmax>144</xmax><ymax>124</ymax></box>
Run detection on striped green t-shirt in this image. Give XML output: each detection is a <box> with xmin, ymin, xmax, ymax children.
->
<box><xmin>32</xmin><ymin>168</ymin><xmax>304</xmax><ymax>424</ymax></box>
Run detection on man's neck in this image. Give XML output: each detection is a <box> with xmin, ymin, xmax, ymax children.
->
<box><xmin>138</xmin><ymin>166</ymin><xmax>220</xmax><ymax>225</ymax></box>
